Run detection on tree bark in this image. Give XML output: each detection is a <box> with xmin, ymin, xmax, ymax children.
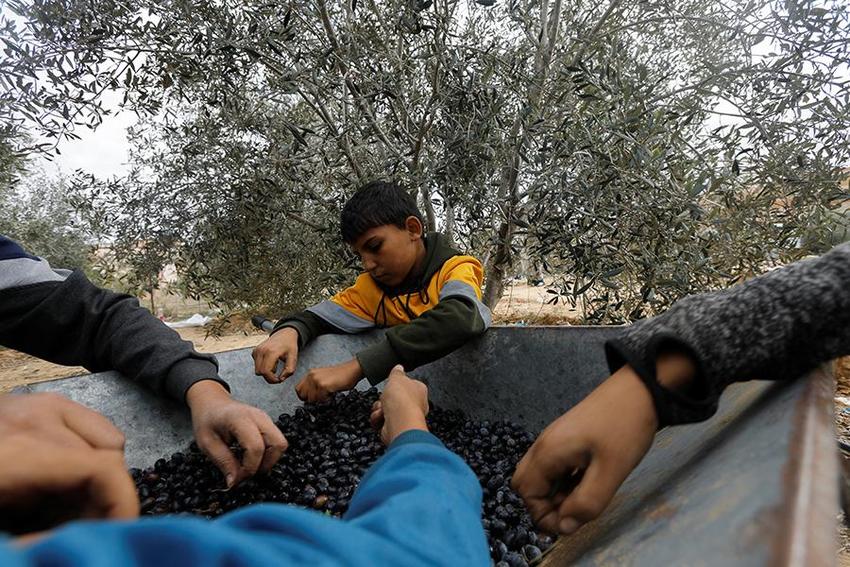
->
<box><xmin>419</xmin><ymin>184</ymin><xmax>437</xmax><ymax>232</ymax></box>
<box><xmin>483</xmin><ymin>0</ymin><xmax>563</xmax><ymax>310</ymax></box>
<box><xmin>444</xmin><ymin>200</ymin><xmax>456</xmax><ymax>243</ymax></box>
<box><xmin>483</xmin><ymin>216</ymin><xmax>515</xmax><ymax>308</ymax></box>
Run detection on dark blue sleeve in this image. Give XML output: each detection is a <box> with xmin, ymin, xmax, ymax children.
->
<box><xmin>0</xmin><ymin>235</ymin><xmax>39</xmax><ymax>261</ymax></box>
<box><xmin>0</xmin><ymin>431</ymin><xmax>489</xmax><ymax>567</ymax></box>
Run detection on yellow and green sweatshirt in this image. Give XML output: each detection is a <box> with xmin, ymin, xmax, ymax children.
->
<box><xmin>273</xmin><ymin>233</ymin><xmax>492</xmax><ymax>384</ymax></box>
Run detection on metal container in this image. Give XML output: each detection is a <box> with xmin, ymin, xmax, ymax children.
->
<box><xmin>16</xmin><ymin>327</ymin><xmax>837</xmax><ymax>566</ymax></box>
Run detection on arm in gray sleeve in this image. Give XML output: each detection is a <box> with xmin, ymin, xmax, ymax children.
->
<box><xmin>0</xmin><ymin>236</ymin><xmax>227</xmax><ymax>402</ymax></box>
<box><xmin>605</xmin><ymin>241</ymin><xmax>850</xmax><ymax>426</ymax></box>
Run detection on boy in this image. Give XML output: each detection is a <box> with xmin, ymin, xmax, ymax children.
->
<box><xmin>253</xmin><ymin>180</ymin><xmax>491</xmax><ymax>402</ymax></box>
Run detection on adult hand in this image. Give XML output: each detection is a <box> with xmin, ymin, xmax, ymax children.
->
<box><xmin>252</xmin><ymin>327</ymin><xmax>300</xmax><ymax>383</ymax></box>
<box><xmin>369</xmin><ymin>365</ymin><xmax>429</xmax><ymax>445</ymax></box>
<box><xmin>0</xmin><ymin>392</ymin><xmax>125</xmax><ymax>451</ymax></box>
<box><xmin>295</xmin><ymin>358</ymin><xmax>363</xmax><ymax>403</ymax></box>
<box><xmin>0</xmin><ymin>432</ymin><xmax>138</xmax><ymax>536</ymax></box>
<box><xmin>186</xmin><ymin>381</ymin><xmax>288</xmax><ymax>488</ymax></box>
<box><xmin>512</xmin><ymin>353</ymin><xmax>695</xmax><ymax>536</ymax></box>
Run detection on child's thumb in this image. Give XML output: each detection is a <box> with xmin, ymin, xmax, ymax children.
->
<box><xmin>556</xmin><ymin>459</ymin><xmax>618</xmax><ymax>534</ymax></box>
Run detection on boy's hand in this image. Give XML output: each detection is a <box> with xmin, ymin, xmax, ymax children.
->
<box><xmin>0</xmin><ymin>392</ymin><xmax>125</xmax><ymax>451</ymax></box>
<box><xmin>511</xmin><ymin>366</ymin><xmax>656</xmax><ymax>535</ymax></box>
<box><xmin>0</xmin><ymin>432</ymin><xmax>139</xmax><ymax>537</ymax></box>
<box><xmin>512</xmin><ymin>353</ymin><xmax>696</xmax><ymax>536</ymax></box>
<box><xmin>295</xmin><ymin>358</ymin><xmax>363</xmax><ymax>403</ymax></box>
<box><xmin>369</xmin><ymin>365</ymin><xmax>429</xmax><ymax>445</ymax></box>
<box><xmin>186</xmin><ymin>381</ymin><xmax>288</xmax><ymax>488</ymax></box>
<box><xmin>253</xmin><ymin>327</ymin><xmax>300</xmax><ymax>383</ymax></box>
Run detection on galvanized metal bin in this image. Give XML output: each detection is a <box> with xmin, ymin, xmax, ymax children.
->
<box><xmin>16</xmin><ymin>326</ymin><xmax>837</xmax><ymax>566</ymax></box>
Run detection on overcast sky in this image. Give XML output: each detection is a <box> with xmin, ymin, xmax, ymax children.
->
<box><xmin>35</xmin><ymin>92</ymin><xmax>136</xmax><ymax>180</ymax></box>
<box><xmin>0</xmin><ymin>5</ymin><xmax>134</xmax><ymax>180</ymax></box>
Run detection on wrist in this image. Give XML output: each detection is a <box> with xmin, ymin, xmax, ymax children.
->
<box><xmin>278</xmin><ymin>326</ymin><xmax>299</xmax><ymax>340</ymax></box>
<box><xmin>186</xmin><ymin>380</ymin><xmax>231</xmax><ymax>409</ymax></box>
<box><xmin>272</xmin><ymin>327</ymin><xmax>300</xmax><ymax>349</ymax></box>
<box><xmin>611</xmin><ymin>365</ymin><xmax>659</xmax><ymax>431</ymax></box>
<box><xmin>655</xmin><ymin>351</ymin><xmax>697</xmax><ymax>392</ymax></box>
<box><xmin>346</xmin><ymin>358</ymin><xmax>364</xmax><ymax>381</ymax></box>
<box><xmin>386</xmin><ymin>415</ymin><xmax>428</xmax><ymax>444</ymax></box>
<box><xmin>616</xmin><ymin>351</ymin><xmax>697</xmax><ymax>430</ymax></box>
<box><xmin>273</xmin><ymin>323</ymin><xmax>304</xmax><ymax>345</ymax></box>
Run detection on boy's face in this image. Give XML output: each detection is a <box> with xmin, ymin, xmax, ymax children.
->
<box><xmin>350</xmin><ymin>217</ymin><xmax>424</xmax><ymax>287</ymax></box>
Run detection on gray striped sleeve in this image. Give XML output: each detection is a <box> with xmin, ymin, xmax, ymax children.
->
<box><xmin>306</xmin><ymin>300</ymin><xmax>376</xmax><ymax>333</ymax></box>
<box><xmin>439</xmin><ymin>280</ymin><xmax>493</xmax><ymax>328</ymax></box>
<box><xmin>606</xmin><ymin>241</ymin><xmax>850</xmax><ymax>425</ymax></box>
<box><xmin>0</xmin><ymin>257</ymin><xmax>69</xmax><ymax>291</ymax></box>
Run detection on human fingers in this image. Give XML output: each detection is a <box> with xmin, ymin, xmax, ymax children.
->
<box><xmin>280</xmin><ymin>348</ymin><xmax>298</xmax><ymax>381</ymax></box>
<box><xmin>369</xmin><ymin>400</ymin><xmax>384</xmax><ymax>431</ymax></box>
<box><xmin>256</xmin><ymin>416</ymin><xmax>288</xmax><ymax>473</ymax></box>
<box><xmin>295</xmin><ymin>378</ymin><xmax>308</xmax><ymax>401</ymax></box>
<box><xmin>554</xmin><ymin>458</ymin><xmax>622</xmax><ymax>535</ymax></box>
<box><xmin>0</xmin><ymin>439</ymin><xmax>138</xmax><ymax>524</ymax></box>
<box><xmin>512</xmin><ymin>435</ymin><xmax>590</xmax><ymax>533</ymax></box>
<box><xmin>196</xmin><ymin>430</ymin><xmax>242</xmax><ymax>488</ymax></box>
<box><xmin>253</xmin><ymin>343</ymin><xmax>283</xmax><ymax>384</ymax></box>
<box><xmin>80</xmin><ymin>450</ymin><xmax>140</xmax><ymax>520</ymax></box>
<box><xmin>59</xmin><ymin>401</ymin><xmax>125</xmax><ymax>451</ymax></box>
<box><xmin>228</xmin><ymin>417</ymin><xmax>267</xmax><ymax>480</ymax></box>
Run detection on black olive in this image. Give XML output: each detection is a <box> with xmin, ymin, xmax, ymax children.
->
<box><xmin>492</xmin><ymin>540</ymin><xmax>508</xmax><ymax>560</ymax></box>
<box><xmin>522</xmin><ymin>544</ymin><xmax>542</xmax><ymax>562</ymax></box>
<box><xmin>134</xmin><ymin>389</ymin><xmax>543</xmax><ymax>559</ymax></box>
<box><xmin>503</xmin><ymin>551</ymin><xmax>528</xmax><ymax>567</ymax></box>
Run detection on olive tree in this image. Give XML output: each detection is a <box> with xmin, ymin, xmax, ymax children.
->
<box><xmin>0</xmin><ymin>169</ymin><xmax>93</xmax><ymax>270</ymax></box>
<box><xmin>3</xmin><ymin>0</ymin><xmax>849</xmax><ymax>319</ymax></box>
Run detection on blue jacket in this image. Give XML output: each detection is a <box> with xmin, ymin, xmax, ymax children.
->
<box><xmin>0</xmin><ymin>430</ymin><xmax>489</xmax><ymax>566</ymax></box>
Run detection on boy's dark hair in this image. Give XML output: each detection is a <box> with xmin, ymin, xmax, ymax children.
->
<box><xmin>340</xmin><ymin>180</ymin><xmax>424</xmax><ymax>243</ymax></box>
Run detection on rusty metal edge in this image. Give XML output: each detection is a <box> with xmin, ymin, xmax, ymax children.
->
<box><xmin>773</xmin><ymin>364</ymin><xmax>838</xmax><ymax>567</ymax></box>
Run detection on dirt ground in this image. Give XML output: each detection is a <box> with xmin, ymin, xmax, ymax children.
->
<box><xmin>3</xmin><ymin>283</ymin><xmax>850</xmax><ymax>560</ymax></box>
<box><xmin>0</xmin><ymin>282</ymin><xmax>573</xmax><ymax>392</ymax></box>
<box><xmin>492</xmin><ymin>280</ymin><xmax>584</xmax><ymax>325</ymax></box>
<box><xmin>0</xmin><ymin>326</ymin><xmax>269</xmax><ymax>393</ymax></box>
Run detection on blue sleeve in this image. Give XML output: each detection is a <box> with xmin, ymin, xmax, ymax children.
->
<box><xmin>0</xmin><ymin>431</ymin><xmax>489</xmax><ymax>567</ymax></box>
<box><xmin>343</xmin><ymin>429</ymin><xmax>489</xmax><ymax>563</ymax></box>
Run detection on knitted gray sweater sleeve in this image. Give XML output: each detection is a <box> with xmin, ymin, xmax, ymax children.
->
<box><xmin>605</xmin><ymin>241</ymin><xmax>850</xmax><ymax>426</ymax></box>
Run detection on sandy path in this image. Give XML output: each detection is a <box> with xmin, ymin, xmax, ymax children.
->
<box><xmin>0</xmin><ymin>282</ymin><xmax>576</xmax><ymax>391</ymax></box>
<box><xmin>0</xmin><ymin>327</ymin><xmax>267</xmax><ymax>393</ymax></box>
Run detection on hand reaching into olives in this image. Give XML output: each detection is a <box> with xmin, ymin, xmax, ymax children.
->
<box><xmin>295</xmin><ymin>359</ymin><xmax>363</xmax><ymax>403</ymax></box>
<box><xmin>369</xmin><ymin>365</ymin><xmax>429</xmax><ymax>445</ymax></box>
<box><xmin>512</xmin><ymin>353</ymin><xmax>695</xmax><ymax>536</ymax></box>
<box><xmin>186</xmin><ymin>381</ymin><xmax>288</xmax><ymax>488</ymax></box>
<box><xmin>0</xmin><ymin>393</ymin><xmax>134</xmax><ymax>537</ymax></box>
<box><xmin>252</xmin><ymin>327</ymin><xmax>300</xmax><ymax>384</ymax></box>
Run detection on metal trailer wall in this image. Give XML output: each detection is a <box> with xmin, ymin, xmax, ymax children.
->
<box><xmin>14</xmin><ymin>326</ymin><xmax>837</xmax><ymax>566</ymax></box>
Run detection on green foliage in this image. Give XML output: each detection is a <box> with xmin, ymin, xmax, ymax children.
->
<box><xmin>4</xmin><ymin>0</ymin><xmax>850</xmax><ymax>320</ymax></box>
<box><xmin>0</xmin><ymin>170</ymin><xmax>93</xmax><ymax>270</ymax></box>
